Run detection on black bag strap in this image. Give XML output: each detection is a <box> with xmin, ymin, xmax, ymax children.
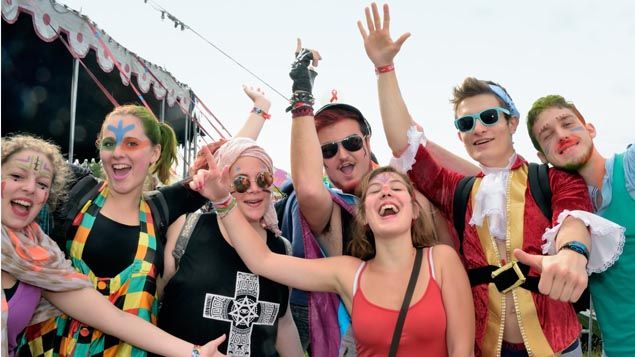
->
<box><xmin>527</xmin><ymin>163</ymin><xmax>552</xmax><ymax>221</ymax></box>
<box><xmin>144</xmin><ymin>190</ymin><xmax>170</xmax><ymax>245</ymax></box>
<box><xmin>388</xmin><ymin>247</ymin><xmax>423</xmax><ymax>357</ymax></box>
<box><xmin>453</xmin><ymin>176</ymin><xmax>476</xmax><ymax>254</ymax></box>
<box><xmin>172</xmin><ymin>211</ymin><xmax>203</xmax><ymax>268</ymax></box>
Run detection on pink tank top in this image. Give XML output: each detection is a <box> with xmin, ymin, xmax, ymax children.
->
<box><xmin>352</xmin><ymin>247</ymin><xmax>448</xmax><ymax>357</ymax></box>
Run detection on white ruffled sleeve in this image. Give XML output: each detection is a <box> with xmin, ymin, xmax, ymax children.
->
<box><xmin>389</xmin><ymin>125</ymin><xmax>427</xmax><ymax>174</ymax></box>
<box><xmin>540</xmin><ymin>209</ymin><xmax>626</xmax><ymax>274</ymax></box>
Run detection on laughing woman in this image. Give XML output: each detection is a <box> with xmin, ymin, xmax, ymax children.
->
<box><xmin>191</xmin><ymin>149</ymin><xmax>474</xmax><ymax>357</ymax></box>
<box><xmin>20</xmin><ymin>105</ymin><xmax>208</xmax><ymax>356</ymax></box>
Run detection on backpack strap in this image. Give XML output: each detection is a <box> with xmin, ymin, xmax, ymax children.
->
<box><xmin>527</xmin><ymin>163</ymin><xmax>553</xmax><ymax>221</ymax></box>
<box><xmin>53</xmin><ymin>174</ymin><xmax>101</xmax><ymax>250</ymax></box>
<box><xmin>144</xmin><ymin>190</ymin><xmax>170</xmax><ymax>245</ymax></box>
<box><xmin>279</xmin><ymin>236</ymin><xmax>292</xmax><ymax>256</ymax></box>
<box><xmin>453</xmin><ymin>175</ymin><xmax>476</xmax><ymax>254</ymax></box>
<box><xmin>172</xmin><ymin>211</ymin><xmax>203</xmax><ymax>268</ymax></box>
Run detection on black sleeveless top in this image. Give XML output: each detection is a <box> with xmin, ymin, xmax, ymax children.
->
<box><xmin>158</xmin><ymin>212</ymin><xmax>289</xmax><ymax>356</ymax></box>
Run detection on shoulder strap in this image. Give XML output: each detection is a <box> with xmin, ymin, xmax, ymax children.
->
<box><xmin>279</xmin><ymin>236</ymin><xmax>292</xmax><ymax>256</ymax></box>
<box><xmin>172</xmin><ymin>211</ymin><xmax>203</xmax><ymax>268</ymax></box>
<box><xmin>527</xmin><ymin>163</ymin><xmax>552</xmax><ymax>221</ymax></box>
<box><xmin>144</xmin><ymin>190</ymin><xmax>170</xmax><ymax>245</ymax></box>
<box><xmin>388</xmin><ymin>247</ymin><xmax>423</xmax><ymax>357</ymax></box>
<box><xmin>53</xmin><ymin>174</ymin><xmax>101</xmax><ymax>249</ymax></box>
<box><xmin>453</xmin><ymin>175</ymin><xmax>476</xmax><ymax>254</ymax></box>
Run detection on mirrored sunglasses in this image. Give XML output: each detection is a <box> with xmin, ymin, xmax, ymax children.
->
<box><xmin>320</xmin><ymin>134</ymin><xmax>365</xmax><ymax>159</ymax></box>
<box><xmin>454</xmin><ymin>107</ymin><xmax>510</xmax><ymax>133</ymax></box>
<box><xmin>231</xmin><ymin>171</ymin><xmax>274</xmax><ymax>193</ymax></box>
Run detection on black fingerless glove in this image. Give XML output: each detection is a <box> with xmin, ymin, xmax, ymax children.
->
<box><xmin>289</xmin><ymin>48</ymin><xmax>318</xmax><ymax>94</ymax></box>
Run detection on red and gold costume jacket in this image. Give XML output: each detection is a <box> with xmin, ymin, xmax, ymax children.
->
<box><xmin>409</xmin><ymin>144</ymin><xmax>591</xmax><ymax>356</ymax></box>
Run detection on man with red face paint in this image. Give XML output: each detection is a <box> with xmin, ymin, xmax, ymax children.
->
<box><xmin>527</xmin><ymin>95</ymin><xmax>633</xmax><ymax>356</ymax></box>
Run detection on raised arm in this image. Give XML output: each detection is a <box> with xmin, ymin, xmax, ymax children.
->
<box><xmin>188</xmin><ymin>146</ymin><xmax>358</xmax><ymax>304</ymax></box>
<box><xmin>358</xmin><ymin>3</ymin><xmax>411</xmax><ymax>155</ymax></box>
<box><xmin>358</xmin><ymin>3</ymin><xmax>479</xmax><ymax>176</ymax></box>
<box><xmin>234</xmin><ymin>85</ymin><xmax>271</xmax><ymax>140</ymax></box>
<box><xmin>288</xmin><ymin>40</ymin><xmax>336</xmax><ymax>234</ymax></box>
<box><xmin>43</xmin><ymin>288</ymin><xmax>226</xmax><ymax>357</ymax></box>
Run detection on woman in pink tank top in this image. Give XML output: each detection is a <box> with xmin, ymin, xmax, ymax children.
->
<box><xmin>196</xmin><ymin>163</ymin><xmax>476</xmax><ymax>356</ymax></box>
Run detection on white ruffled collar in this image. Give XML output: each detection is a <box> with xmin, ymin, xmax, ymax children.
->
<box><xmin>470</xmin><ymin>153</ymin><xmax>517</xmax><ymax>240</ymax></box>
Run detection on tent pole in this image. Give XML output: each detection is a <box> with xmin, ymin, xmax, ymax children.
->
<box><xmin>160</xmin><ymin>98</ymin><xmax>166</xmax><ymax>123</ymax></box>
<box><xmin>68</xmin><ymin>58</ymin><xmax>80</xmax><ymax>163</ymax></box>
<box><xmin>182</xmin><ymin>114</ymin><xmax>190</xmax><ymax>178</ymax></box>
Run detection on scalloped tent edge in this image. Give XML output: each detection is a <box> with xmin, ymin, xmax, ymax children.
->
<box><xmin>2</xmin><ymin>0</ymin><xmax>192</xmax><ymax>113</ymax></box>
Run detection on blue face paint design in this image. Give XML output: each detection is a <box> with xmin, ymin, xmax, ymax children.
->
<box><xmin>107</xmin><ymin>120</ymin><xmax>136</xmax><ymax>146</ymax></box>
<box><xmin>570</xmin><ymin>126</ymin><xmax>584</xmax><ymax>132</ymax></box>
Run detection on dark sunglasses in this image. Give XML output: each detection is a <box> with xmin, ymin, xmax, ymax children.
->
<box><xmin>320</xmin><ymin>134</ymin><xmax>365</xmax><ymax>159</ymax></box>
<box><xmin>454</xmin><ymin>107</ymin><xmax>510</xmax><ymax>133</ymax></box>
<box><xmin>231</xmin><ymin>171</ymin><xmax>274</xmax><ymax>193</ymax></box>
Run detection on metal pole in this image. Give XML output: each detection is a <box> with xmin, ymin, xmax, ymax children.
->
<box><xmin>182</xmin><ymin>114</ymin><xmax>190</xmax><ymax>178</ymax></box>
<box><xmin>192</xmin><ymin>115</ymin><xmax>198</xmax><ymax>161</ymax></box>
<box><xmin>191</xmin><ymin>95</ymin><xmax>198</xmax><ymax>163</ymax></box>
<box><xmin>160</xmin><ymin>98</ymin><xmax>166</xmax><ymax>123</ymax></box>
<box><xmin>68</xmin><ymin>58</ymin><xmax>80</xmax><ymax>163</ymax></box>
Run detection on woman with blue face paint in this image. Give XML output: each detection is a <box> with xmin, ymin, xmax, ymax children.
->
<box><xmin>20</xmin><ymin>106</ymin><xmax>209</xmax><ymax>356</ymax></box>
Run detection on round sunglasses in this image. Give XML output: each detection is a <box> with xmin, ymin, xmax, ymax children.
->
<box><xmin>320</xmin><ymin>134</ymin><xmax>365</xmax><ymax>159</ymax></box>
<box><xmin>454</xmin><ymin>107</ymin><xmax>510</xmax><ymax>133</ymax></box>
<box><xmin>231</xmin><ymin>171</ymin><xmax>274</xmax><ymax>193</ymax></box>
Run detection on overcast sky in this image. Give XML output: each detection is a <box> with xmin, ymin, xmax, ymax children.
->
<box><xmin>58</xmin><ymin>0</ymin><xmax>634</xmax><ymax>172</ymax></box>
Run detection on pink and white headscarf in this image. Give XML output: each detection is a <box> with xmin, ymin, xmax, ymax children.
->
<box><xmin>214</xmin><ymin>137</ymin><xmax>281</xmax><ymax>236</ymax></box>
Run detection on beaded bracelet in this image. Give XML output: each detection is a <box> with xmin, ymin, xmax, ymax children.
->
<box><xmin>558</xmin><ymin>240</ymin><xmax>590</xmax><ymax>261</ymax></box>
<box><xmin>291</xmin><ymin>105</ymin><xmax>314</xmax><ymax>118</ymax></box>
<box><xmin>215</xmin><ymin>196</ymin><xmax>237</xmax><ymax>218</ymax></box>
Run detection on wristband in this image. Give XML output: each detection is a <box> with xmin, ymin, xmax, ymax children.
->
<box><xmin>558</xmin><ymin>241</ymin><xmax>590</xmax><ymax>261</ymax></box>
<box><xmin>251</xmin><ymin>106</ymin><xmax>271</xmax><ymax>120</ymax></box>
<box><xmin>291</xmin><ymin>106</ymin><xmax>314</xmax><ymax>118</ymax></box>
<box><xmin>214</xmin><ymin>196</ymin><xmax>237</xmax><ymax>218</ymax></box>
<box><xmin>375</xmin><ymin>64</ymin><xmax>395</xmax><ymax>75</ymax></box>
<box><xmin>192</xmin><ymin>345</ymin><xmax>201</xmax><ymax>357</ymax></box>
<box><xmin>212</xmin><ymin>193</ymin><xmax>233</xmax><ymax>209</ymax></box>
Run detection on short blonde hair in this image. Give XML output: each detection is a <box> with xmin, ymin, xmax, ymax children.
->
<box><xmin>2</xmin><ymin>134</ymin><xmax>70</xmax><ymax>210</ymax></box>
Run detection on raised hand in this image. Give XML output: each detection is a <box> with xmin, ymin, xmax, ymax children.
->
<box><xmin>199</xmin><ymin>334</ymin><xmax>227</xmax><ymax>356</ymax></box>
<box><xmin>357</xmin><ymin>3</ymin><xmax>411</xmax><ymax>67</ymax></box>
<box><xmin>189</xmin><ymin>145</ymin><xmax>231</xmax><ymax>203</ymax></box>
<box><xmin>514</xmin><ymin>248</ymin><xmax>588</xmax><ymax>302</ymax></box>
<box><xmin>243</xmin><ymin>85</ymin><xmax>271</xmax><ymax>113</ymax></box>
<box><xmin>289</xmin><ymin>38</ymin><xmax>322</xmax><ymax>94</ymax></box>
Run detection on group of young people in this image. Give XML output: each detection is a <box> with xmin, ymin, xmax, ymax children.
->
<box><xmin>2</xmin><ymin>2</ymin><xmax>632</xmax><ymax>357</ymax></box>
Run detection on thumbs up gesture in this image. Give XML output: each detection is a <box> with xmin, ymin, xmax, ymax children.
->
<box><xmin>513</xmin><ymin>248</ymin><xmax>588</xmax><ymax>302</ymax></box>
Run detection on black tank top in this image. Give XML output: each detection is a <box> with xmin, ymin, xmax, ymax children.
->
<box><xmin>82</xmin><ymin>213</ymin><xmax>164</xmax><ymax>277</ymax></box>
<box><xmin>158</xmin><ymin>212</ymin><xmax>289</xmax><ymax>356</ymax></box>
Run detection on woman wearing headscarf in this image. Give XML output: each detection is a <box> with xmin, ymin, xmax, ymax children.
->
<box><xmin>157</xmin><ymin>137</ymin><xmax>303</xmax><ymax>357</ymax></box>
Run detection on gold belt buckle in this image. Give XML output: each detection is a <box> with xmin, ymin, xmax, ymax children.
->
<box><xmin>491</xmin><ymin>261</ymin><xmax>526</xmax><ymax>294</ymax></box>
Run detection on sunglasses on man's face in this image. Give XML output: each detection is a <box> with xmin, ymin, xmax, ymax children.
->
<box><xmin>454</xmin><ymin>107</ymin><xmax>510</xmax><ymax>133</ymax></box>
<box><xmin>231</xmin><ymin>171</ymin><xmax>274</xmax><ymax>193</ymax></box>
<box><xmin>320</xmin><ymin>134</ymin><xmax>365</xmax><ymax>159</ymax></box>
